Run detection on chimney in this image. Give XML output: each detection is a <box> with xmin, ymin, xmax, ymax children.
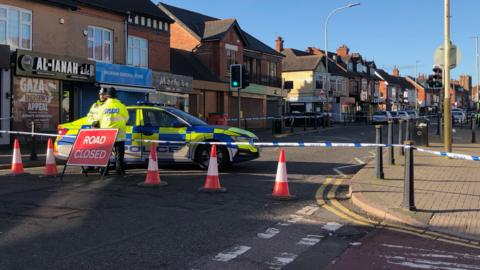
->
<box><xmin>275</xmin><ymin>36</ymin><xmax>284</xmax><ymax>52</ymax></box>
<box><xmin>336</xmin><ymin>45</ymin><xmax>350</xmax><ymax>57</ymax></box>
<box><xmin>393</xmin><ymin>66</ymin><xmax>399</xmax><ymax>77</ymax></box>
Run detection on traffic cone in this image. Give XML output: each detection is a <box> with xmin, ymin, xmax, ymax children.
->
<box><xmin>270</xmin><ymin>148</ymin><xmax>296</xmax><ymax>200</ymax></box>
<box><xmin>42</xmin><ymin>138</ymin><xmax>58</xmax><ymax>177</ymax></box>
<box><xmin>138</xmin><ymin>142</ymin><xmax>167</xmax><ymax>187</ymax></box>
<box><xmin>11</xmin><ymin>138</ymin><xmax>25</xmax><ymax>176</ymax></box>
<box><xmin>199</xmin><ymin>144</ymin><xmax>226</xmax><ymax>193</ymax></box>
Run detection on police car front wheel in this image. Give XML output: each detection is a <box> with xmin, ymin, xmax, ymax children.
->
<box><xmin>195</xmin><ymin>145</ymin><xmax>230</xmax><ymax>170</ymax></box>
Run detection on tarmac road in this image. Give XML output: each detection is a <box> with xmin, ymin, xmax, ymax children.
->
<box><xmin>0</xmin><ymin>124</ymin><xmax>478</xmax><ymax>269</ymax></box>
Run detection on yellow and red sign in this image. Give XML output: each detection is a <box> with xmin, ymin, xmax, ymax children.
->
<box><xmin>67</xmin><ymin>129</ymin><xmax>118</xmax><ymax>167</ymax></box>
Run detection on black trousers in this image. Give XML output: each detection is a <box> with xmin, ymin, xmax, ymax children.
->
<box><xmin>114</xmin><ymin>141</ymin><xmax>125</xmax><ymax>173</ymax></box>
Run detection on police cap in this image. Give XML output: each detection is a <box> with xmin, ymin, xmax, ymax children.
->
<box><xmin>106</xmin><ymin>87</ymin><xmax>117</xmax><ymax>98</ymax></box>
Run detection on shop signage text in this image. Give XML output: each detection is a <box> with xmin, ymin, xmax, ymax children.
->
<box><xmin>96</xmin><ymin>62</ymin><xmax>152</xmax><ymax>87</ymax></box>
<box><xmin>153</xmin><ymin>71</ymin><xmax>193</xmax><ymax>94</ymax></box>
<box><xmin>15</xmin><ymin>50</ymin><xmax>95</xmax><ymax>82</ymax></box>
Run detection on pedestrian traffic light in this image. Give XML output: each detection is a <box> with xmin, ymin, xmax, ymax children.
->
<box><xmin>230</xmin><ymin>64</ymin><xmax>242</xmax><ymax>88</ymax></box>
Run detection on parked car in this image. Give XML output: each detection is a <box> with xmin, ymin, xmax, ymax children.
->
<box><xmin>389</xmin><ymin>111</ymin><xmax>400</xmax><ymax>123</ymax></box>
<box><xmin>55</xmin><ymin>103</ymin><xmax>259</xmax><ymax>170</ymax></box>
<box><xmin>452</xmin><ymin>110</ymin><xmax>466</xmax><ymax>123</ymax></box>
<box><xmin>397</xmin><ymin>111</ymin><xmax>410</xmax><ymax>120</ymax></box>
<box><xmin>406</xmin><ymin>110</ymin><xmax>419</xmax><ymax>119</ymax></box>
<box><xmin>371</xmin><ymin>111</ymin><xmax>392</xmax><ymax>124</ymax></box>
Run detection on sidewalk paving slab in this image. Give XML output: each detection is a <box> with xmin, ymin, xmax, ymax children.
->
<box><xmin>351</xmin><ymin>128</ymin><xmax>480</xmax><ymax>242</ymax></box>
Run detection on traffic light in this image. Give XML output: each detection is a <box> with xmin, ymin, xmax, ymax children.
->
<box><xmin>241</xmin><ymin>65</ymin><xmax>250</xmax><ymax>89</ymax></box>
<box><xmin>230</xmin><ymin>64</ymin><xmax>242</xmax><ymax>88</ymax></box>
<box><xmin>428</xmin><ymin>65</ymin><xmax>443</xmax><ymax>88</ymax></box>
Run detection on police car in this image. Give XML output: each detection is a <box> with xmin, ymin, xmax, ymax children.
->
<box><xmin>54</xmin><ymin>103</ymin><xmax>260</xmax><ymax>169</ymax></box>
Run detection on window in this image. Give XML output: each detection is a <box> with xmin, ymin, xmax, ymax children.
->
<box><xmin>0</xmin><ymin>5</ymin><xmax>32</xmax><ymax>50</ymax></box>
<box><xmin>315</xmin><ymin>73</ymin><xmax>324</xmax><ymax>89</ymax></box>
<box><xmin>226</xmin><ymin>48</ymin><xmax>236</xmax><ymax>72</ymax></box>
<box><xmin>348</xmin><ymin>62</ymin><xmax>353</xmax><ymax>71</ymax></box>
<box><xmin>141</xmin><ymin>16</ymin><xmax>145</xmax><ymax>26</ymax></box>
<box><xmin>158</xmin><ymin>21</ymin><xmax>163</xmax><ymax>30</ymax></box>
<box><xmin>143</xmin><ymin>109</ymin><xmax>179</xmax><ymax>127</ymax></box>
<box><xmin>147</xmin><ymin>18</ymin><xmax>151</xmax><ymax>28</ymax></box>
<box><xmin>153</xmin><ymin>20</ymin><xmax>157</xmax><ymax>29</ymax></box>
<box><xmin>128</xmin><ymin>35</ymin><xmax>148</xmax><ymax>67</ymax></box>
<box><xmin>88</xmin><ymin>26</ymin><xmax>112</xmax><ymax>62</ymax></box>
<box><xmin>164</xmin><ymin>22</ymin><xmax>168</xmax><ymax>31</ymax></box>
<box><xmin>127</xmin><ymin>109</ymin><xmax>136</xmax><ymax>126</ymax></box>
<box><xmin>134</xmin><ymin>16</ymin><xmax>139</xmax><ymax>24</ymax></box>
<box><xmin>268</xmin><ymin>62</ymin><xmax>277</xmax><ymax>79</ymax></box>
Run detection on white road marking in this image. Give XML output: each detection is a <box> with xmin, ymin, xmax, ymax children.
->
<box><xmin>297</xmin><ymin>235</ymin><xmax>324</xmax><ymax>246</ymax></box>
<box><xmin>322</xmin><ymin>222</ymin><xmax>343</xmax><ymax>232</ymax></box>
<box><xmin>257</xmin><ymin>228</ymin><xmax>280</xmax><ymax>239</ymax></box>
<box><xmin>213</xmin><ymin>245</ymin><xmax>251</xmax><ymax>262</ymax></box>
<box><xmin>381</xmin><ymin>244</ymin><xmax>480</xmax><ymax>260</ymax></box>
<box><xmin>296</xmin><ymin>205</ymin><xmax>319</xmax><ymax>216</ymax></box>
<box><xmin>286</xmin><ymin>214</ymin><xmax>303</xmax><ymax>224</ymax></box>
<box><xmin>333</xmin><ymin>168</ymin><xmax>347</xmax><ymax>178</ymax></box>
<box><xmin>349</xmin><ymin>242</ymin><xmax>362</xmax><ymax>246</ymax></box>
<box><xmin>382</xmin><ymin>255</ymin><xmax>480</xmax><ymax>270</ymax></box>
<box><xmin>354</xmin><ymin>157</ymin><xmax>365</xmax><ymax>164</ymax></box>
<box><xmin>276</xmin><ymin>222</ymin><xmax>291</xmax><ymax>227</ymax></box>
<box><xmin>266</xmin><ymin>252</ymin><xmax>298</xmax><ymax>269</ymax></box>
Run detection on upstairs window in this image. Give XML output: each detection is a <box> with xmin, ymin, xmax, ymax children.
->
<box><xmin>0</xmin><ymin>5</ymin><xmax>32</xmax><ymax>50</ymax></box>
<box><xmin>268</xmin><ymin>62</ymin><xmax>277</xmax><ymax>79</ymax></box>
<box><xmin>88</xmin><ymin>26</ymin><xmax>112</xmax><ymax>63</ymax></box>
<box><xmin>225</xmin><ymin>45</ymin><xmax>237</xmax><ymax>72</ymax></box>
<box><xmin>128</xmin><ymin>35</ymin><xmax>148</xmax><ymax>68</ymax></box>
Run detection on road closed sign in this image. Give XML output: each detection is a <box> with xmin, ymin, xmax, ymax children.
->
<box><xmin>67</xmin><ymin>129</ymin><xmax>118</xmax><ymax>167</ymax></box>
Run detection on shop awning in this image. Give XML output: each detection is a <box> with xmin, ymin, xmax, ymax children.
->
<box><xmin>99</xmin><ymin>84</ymin><xmax>156</xmax><ymax>93</ymax></box>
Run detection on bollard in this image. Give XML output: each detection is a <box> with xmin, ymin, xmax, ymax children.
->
<box><xmin>472</xmin><ymin>117</ymin><xmax>477</xmax><ymax>143</ymax></box>
<box><xmin>405</xmin><ymin>118</ymin><xmax>411</xmax><ymax>141</ymax></box>
<box><xmin>375</xmin><ymin>125</ymin><xmax>384</xmax><ymax>179</ymax></box>
<box><xmin>303</xmin><ymin>115</ymin><xmax>307</xmax><ymax>131</ymax></box>
<box><xmin>436</xmin><ymin>113</ymin><xmax>441</xmax><ymax>135</ymax></box>
<box><xmin>290</xmin><ymin>118</ymin><xmax>294</xmax><ymax>133</ymax></box>
<box><xmin>314</xmin><ymin>115</ymin><xmax>318</xmax><ymax>129</ymax></box>
<box><xmin>30</xmin><ymin>121</ymin><xmax>37</xmax><ymax>161</ymax></box>
<box><xmin>322</xmin><ymin>115</ymin><xmax>326</xmax><ymax>128</ymax></box>
<box><xmin>387</xmin><ymin>120</ymin><xmax>395</xmax><ymax>165</ymax></box>
<box><xmin>398</xmin><ymin>119</ymin><xmax>404</xmax><ymax>156</ymax></box>
<box><xmin>403</xmin><ymin>140</ymin><xmax>416</xmax><ymax>211</ymax></box>
<box><xmin>343</xmin><ymin>113</ymin><xmax>346</xmax><ymax>126</ymax></box>
<box><xmin>271</xmin><ymin>118</ymin><xmax>275</xmax><ymax>135</ymax></box>
<box><xmin>244</xmin><ymin>118</ymin><xmax>248</xmax><ymax>130</ymax></box>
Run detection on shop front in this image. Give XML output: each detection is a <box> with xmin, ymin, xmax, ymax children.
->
<box><xmin>13</xmin><ymin>50</ymin><xmax>95</xmax><ymax>143</ymax></box>
<box><xmin>94</xmin><ymin>63</ymin><xmax>155</xmax><ymax>113</ymax></box>
<box><xmin>150</xmin><ymin>71</ymin><xmax>193</xmax><ymax>112</ymax></box>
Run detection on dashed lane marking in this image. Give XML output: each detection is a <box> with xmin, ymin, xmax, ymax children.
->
<box><xmin>296</xmin><ymin>205</ymin><xmax>319</xmax><ymax>216</ymax></box>
<box><xmin>265</xmin><ymin>252</ymin><xmax>298</xmax><ymax>270</ymax></box>
<box><xmin>322</xmin><ymin>222</ymin><xmax>343</xmax><ymax>232</ymax></box>
<box><xmin>213</xmin><ymin>245</ymin><xmax>251</xmax><ymax>262</ymax></box>
<box><xmin>257</xmin><ymin>228</ymin><xmax>280</xmax><ymax>239</ymax></box>
<box><xmin>297</xmin><ymin>235</ymin><xmax>324</xmax><ymax>246</ymax></box>
<box><xmin>354</xmin><ymin>157</ymin><xmax>365</xmax><ymax>164</ymax></box>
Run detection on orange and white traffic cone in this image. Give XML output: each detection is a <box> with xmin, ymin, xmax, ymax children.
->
<box><xmin>270</xmin><ymin>148</ymin><xmax>296</xmax><ymax>200</ymax></box>
<box><xmin>43</xmin><ymin>138</ymin><xmax>58</xmax><ymax>177</ymax></box>
<box><xmin>138</xmin><ymin>142</ymin><xmax>167</xmax><ymax>187</ymax></box>
<box><xmin>199</xmin><ymin>144</ymin><xmax>226</xmax><ymax>193</ymax></box>
<box><xmin>11</xmin><ymin>138</ymin><xmax>25</xmax><ymax>176</ymax></box>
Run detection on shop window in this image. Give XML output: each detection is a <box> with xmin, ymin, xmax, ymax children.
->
<box><xmin>226</xmin><ymin>48</ymin><xmax>236</xmax><ymax>73</ymax></box>
<box><xmin>0</xmin><ymin>5</ymin><xmax>32</xmax><ymax>50</ymax></box>
<box><xmin>127</xmin><ymin>35</ymin><xmax>148</xmax><ymax>68</ymax></box>
<box><xmin>88</xmin><ymin>26</ymin><xmax>112</xmax><ymax>63</ymax></box>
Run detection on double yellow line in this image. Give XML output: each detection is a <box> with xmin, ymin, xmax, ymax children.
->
<box><xmin>316</xmin><ymin>177</ymin><xmax>480</xmax><ymax>249</ymax></box>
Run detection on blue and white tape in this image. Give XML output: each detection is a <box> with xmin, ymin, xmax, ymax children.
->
<box><xmin>415</xmin><ymin>147</ymin><xmax>480</xmax><ymax>161</ymax></box>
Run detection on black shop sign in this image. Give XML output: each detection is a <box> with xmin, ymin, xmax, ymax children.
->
<box><xmin>15</xmin><ymin>50</ymin><xmax>95</xmax><ymax>82</ymax></box>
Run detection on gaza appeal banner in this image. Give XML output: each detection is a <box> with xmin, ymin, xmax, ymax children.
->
<box><xmin>67</xmin><ymin>129</ymin><xmax>118</xmax><ymax>167</ymax></box>
<box><xmin>12</xmin><ymin>77</ymin><xmax>60</xmax><ymax>135</ymax></box>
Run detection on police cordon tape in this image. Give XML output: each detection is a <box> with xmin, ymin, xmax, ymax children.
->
<box><xmin>4</xmin><ymin>129</ymin><xmax>480</xmax><ymax>162</ymax></box>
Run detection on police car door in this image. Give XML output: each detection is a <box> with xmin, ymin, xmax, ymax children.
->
<box><xmin>125</xmin><ymin>108</ymin><xmax>143</xmax><ymax>163</ymax></box>
<box><xmin>141</xmin><ymin>109</ymin><xmax>189</xmax><ymax>162</ymax></box>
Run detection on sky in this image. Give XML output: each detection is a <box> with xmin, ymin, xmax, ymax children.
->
<box><xmin>158</xmin><ymin>0</ymin><xmax>480</xmax><ymax>84</ymax></box>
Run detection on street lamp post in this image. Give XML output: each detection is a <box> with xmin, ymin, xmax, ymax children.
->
<box><xmin>444</xmin><ymin>0</ymin><xmax>452</xmax><ymax>152</ymax></box>
<box><xmin>324</xmin><ymin>3</ymin><xmax>360</xmax><ymax>116</ymax></box>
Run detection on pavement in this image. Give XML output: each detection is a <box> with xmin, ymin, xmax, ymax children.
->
<box><xmin>350</xmin><ymin>125</ymin><xmax>480</xmax><ymax>242</ymax></box>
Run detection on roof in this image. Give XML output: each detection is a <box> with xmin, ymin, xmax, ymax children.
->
<box><xmin>31</xmin><ymin>0</ymin><xmax>78</xmax><ymax>9</ymax></box>
<box><xmin>170</xmin><ymin>48</ymin><xmax>221</xmax><ymax>82</ymax></box>
<box><xmin>376</xmin><ymin>69</ymin><xmax>414</xmax><ymax>89</ymax></box>
<box><xmin>77</xmin><ymin>0</ymin><xmax>173</xmax><ymax>22</ymax></box>
<box><xmin>281</xmin><ymin>48</ymin><xmax>348</xmax><ymax>76</ymax></box>
<box><xmin>159</xmin><ymin>3</ymin><xmax>282</xmax><ymax>57</ymax></box>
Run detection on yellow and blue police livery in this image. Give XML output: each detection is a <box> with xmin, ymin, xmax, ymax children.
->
<box><xmin>55</xmin><ymin>103</ymin><xmax>259</xmax><ymax>169</ymax></box>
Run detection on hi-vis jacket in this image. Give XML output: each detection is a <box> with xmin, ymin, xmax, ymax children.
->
<box><xmin>86</xmin><ymin>100</ymin><xmax>105</xmax><ymax>125</ymax></box>
<box><xmin>98</xmin><ymin>98</ymin><xmax>129</xmax><ymax>141</ymax></box>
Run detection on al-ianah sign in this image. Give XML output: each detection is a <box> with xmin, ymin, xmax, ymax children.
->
<box><xmin>15</xmin><ymin>50</ymin><xmax>95</xmax><ymax>82</ymax></box>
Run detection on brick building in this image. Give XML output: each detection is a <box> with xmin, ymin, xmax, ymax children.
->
<box><xmin>158</xmin><ymin>3</ymin><xmax>285</xmax><ymax>128</ymax></box>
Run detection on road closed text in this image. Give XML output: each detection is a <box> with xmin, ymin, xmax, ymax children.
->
<box><xmin>67</xmin><ymin>129</ymin><xmax>118</xmax><ymax>167</ymax></box>
<box><xmin>73</xmin><ymin>149</ymin><xmax>108</xmax><ymax>159</ymax></box>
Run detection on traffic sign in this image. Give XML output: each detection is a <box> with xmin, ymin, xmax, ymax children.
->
<box><xmin>433</xmin><ymin>43</ymin><xmax>461</xmax><ymax>69</ymax></box>
<box><xmin>67</xmin><ymin>128</ymin><xmax>118</xmax><ymax>167</ymax></box>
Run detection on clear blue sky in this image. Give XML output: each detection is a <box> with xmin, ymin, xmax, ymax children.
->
<box><xmin>159</xmin><ymin>0</ymin><xmax>479</xmax><ymax>84</ymax></box>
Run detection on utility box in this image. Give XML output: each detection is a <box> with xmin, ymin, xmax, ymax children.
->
<box><xmin>413</xmin><ymin>120</ymin><xmax>429</xmax><ymax>146</ymax></box>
